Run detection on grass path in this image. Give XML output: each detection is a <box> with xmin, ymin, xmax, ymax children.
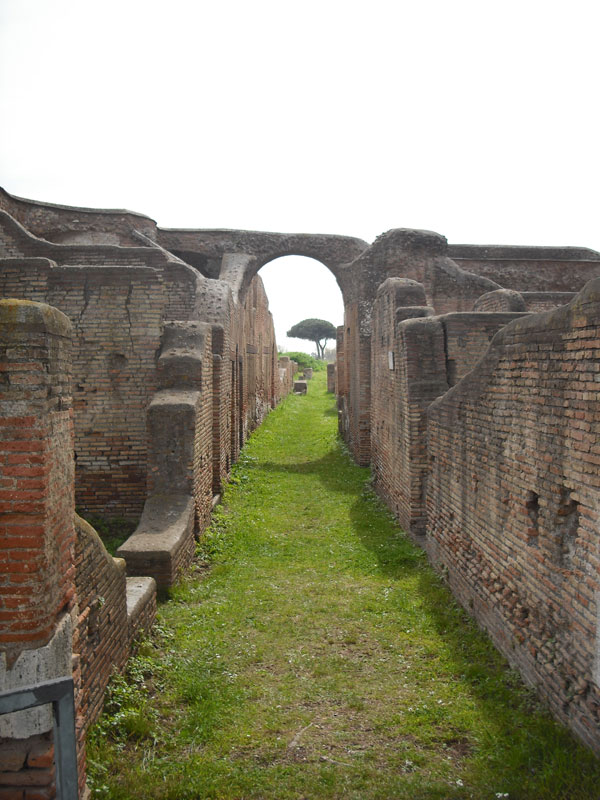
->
<box><xmin>89</xmin><ymin>372</ymin><xmax>600</xmax><ymax>799</ymax></box>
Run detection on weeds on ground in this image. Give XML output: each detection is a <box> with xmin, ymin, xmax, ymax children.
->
<box><xmin>87</xmin><ymin>372</ymin><xmax>600</xmax><ymax>800</ymax></box>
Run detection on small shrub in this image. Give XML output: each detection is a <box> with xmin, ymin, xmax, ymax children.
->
<box><xmin>280</xmin><ymin>351</ymin><xmax>326</xmax><ymax>371</ymax></box>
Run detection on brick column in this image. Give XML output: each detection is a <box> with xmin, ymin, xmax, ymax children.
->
<box><xmin>0</xmin><ymin>299</ymin><xmax>81</xmax><ymax>797</ymax></box>
<box><xmin>0</xmin><ymin>300</ymin><xmax>74</xmax><ymax>651</ymax></box>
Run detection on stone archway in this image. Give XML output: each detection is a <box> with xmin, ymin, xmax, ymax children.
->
<box><xmin>156</xmin><ymin>228</ymin><xmax>376</xmax><ymax>463</ymax></box>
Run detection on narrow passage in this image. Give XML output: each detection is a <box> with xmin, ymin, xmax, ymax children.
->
<box><xmin>90</xmin><ymin>372</ymin><xmax>600</xmax><ymax>800</ymax></box>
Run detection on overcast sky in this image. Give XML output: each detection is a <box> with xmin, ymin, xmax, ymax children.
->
<box><xmin>1</xmin><ymin>0</ymin><xmax>599</xmax><ymax>352</ymax></box>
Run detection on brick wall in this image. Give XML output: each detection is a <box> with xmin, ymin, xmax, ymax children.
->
<box><xmin>521</xmin><ymin>291</ymin><xmax>577</xmax><ymax>313</ymax></box>
<box><xmin>337</xmin><ymin>229</ymin><xmax>501</xmax><ymax>464</ymax></box>
<box><xmin>0</xmin><ymin>210</ymin><xmax>162</xmax><ymax>268</ymax></box>
<box><xmin>0</xmin><ymin>187</ymin><xmax>157</xmax><ymax>246</ymax></box>
<box><xmin>443</xmin><ymin>312</ymin><xmax>527</xmax><ymax>386</ymax></box>
<box><xmin>0</xmin><ymin>253</ymin><xmax>200</xmax><ymax>518</ymax></box>
<box><xmin>115</xmin><ymin>273</ymin><xmax>286</xmax><ymax>589</ymax></box>
<box><xmin>474</xmin><ymin>289</ymin><xmax>577</xmax><ymax>314</ymax></box>
<box><xmin>211</xmin><ymin>324</ymin><xmax>230</xmax><ymax>494</ymax></box>
<box><xmin>74</xmin><ymin>514</ymin><xmax>129</xmax><ymax>730</ymax></box>
<box><xmin>193</xmin><ymin>325</ymin><xmax>215</xmax><ymax>533</ymax></box>
<box><xmin>426</xmin><ymin>279</ymin><xmax>600</xmax><ymax>752</ymax></box>
<box><xmin>473</xmin><ymin>289</ymin><xmax>527</xmax><ymax>313</ymax></box>
<box><xmin>0</xmin><ymin>300</ymin><xmax>75</xmax><ymax>653</ymax></box>
<box><xmin>150</xmin><ymin>318</ymin><xmax>214</xmax><ymax>529</ymax></box>
<box><xmin>239</xmin><ymin>278</ymin><xmax>277</xmax><ymax>438</ymax></box>
<box><xmin>0</xmin><ymin>298</ymin><xmax>159</xmax><ymax>796</ymax></box>
<box><xmin>340</xmin><ymin>302</ymin><xmax>372</xmax><ymax>465</ymax></box>
<box><xmin>449</xmin><ymin>244</ymin><xmax>600</xmax><ymax>293</ymax></box>
<box><xmin>0</xmin><ymin>299</ymin><xmax>80</xmax><ymax>798</ymax></box>
<box><xmin>0</xmin><ymin>261</ymin><xmax>163</xmax><ymax>517</ymax></box>
<box><xmin>371</xmin><ymin>291</ymin><xmax>444</xmax><ymax>535</ymax></box>
<box><xmin>371</xmin><ymin>278</ymin><xmax>524</xmax><ymax>536</ymax></box>
<box><xmin>116</xmin><ymin>320</ymin><xmax>212</xmax><ymax>589</ymax></box>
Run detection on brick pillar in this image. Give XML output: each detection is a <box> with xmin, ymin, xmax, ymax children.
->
<box><xmin>326</xmin><ymin>363</ymin><xmax>335</xmax><ymax>393</ymax></box>
<box><xmin>0</xmin><ymin>299</ymin><xmax>82</xmax><ymax>797</ymax></box>
<box><xmin>0</xmin><ymin>300</ymin><xmax>74</xmax><ymax>651</ymax></box>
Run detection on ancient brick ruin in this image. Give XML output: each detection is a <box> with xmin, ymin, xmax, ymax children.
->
<box><xmin>1</xmin><ymin>187</ymin><xmax>600</xmax><ymax>794</ymax></box>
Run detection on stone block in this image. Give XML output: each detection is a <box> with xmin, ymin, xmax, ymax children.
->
<box><xmin>117</xmin><ymin>494</ymin><xmax>195</xmax><ymax>589</ymax></box>
<box><xmin>126</xmin><ymin>576</ymin><xmax>157</xmax><ymax>648</ymax></box>
<box><xmin>156</xmin><ymin>321</ymin><xmax>211</xmax><ymax>389</ymax></box>
<box><xmin>147</xmin><ymin>390</ymin><xmax>201</xmax><ymax>494</ymax></box>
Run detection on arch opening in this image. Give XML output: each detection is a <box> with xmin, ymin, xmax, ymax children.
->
<box><xmin>258</xmin><ymin>255</ymin><xmax>344</xmax><ymax>359</ymax></box>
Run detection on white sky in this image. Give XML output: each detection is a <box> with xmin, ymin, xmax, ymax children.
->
<box><xmin>1</xmin><ymin>0</ymin><xmax>599</xmax><ymax>352</ymax></box>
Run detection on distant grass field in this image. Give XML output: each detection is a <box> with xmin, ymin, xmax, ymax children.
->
<box><xmin>87</xmin><ymin>371</ymin><xmax>600</xmax><ymax>799</ymax></box>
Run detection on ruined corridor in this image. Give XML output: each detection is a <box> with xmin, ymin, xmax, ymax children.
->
<box><xmin>87</xmin><ymin>373</ymin><xmax>600</xmax><ymax>800</ymax></box>
<box><xmin>3</xmin><ymin>188</ymin><xmax>600</xmax><ymax>796</ymax></box>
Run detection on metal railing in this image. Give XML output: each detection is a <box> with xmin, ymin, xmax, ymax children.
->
<box><xmin>0</xmin><ymin>676</ymin><xmax>78</xmax><ymax>799</ymax></box>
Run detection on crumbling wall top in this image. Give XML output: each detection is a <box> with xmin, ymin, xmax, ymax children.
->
<box><xmin>0</xmin><ymin>187</ymin><xmax>158</xmax><ymax>246</ymax></box>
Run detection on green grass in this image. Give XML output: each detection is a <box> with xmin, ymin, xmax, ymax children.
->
<box><xmin>87</xmin><ymin>372</ymin><xmax>600</xmax><ymax>799</ymax></box>
<box><xmin>79</xmin><ymin>513</ymin><xmax>136</xmax><ymax>555</ymax></box>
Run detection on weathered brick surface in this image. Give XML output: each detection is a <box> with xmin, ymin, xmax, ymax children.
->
<box><xmin>0</xmin><ymin>732</ymin><xmax>55</xmax><ymax>799</ymax></box>
<box><xmin>0</xmin><ymin>253</ymin><xmax>200</xmax><ymax>518</ymax></box>
<box><xmin>211</xmin><ymin>324</ymin><xmax>228</xmax><ymax>493</ymax></box>
<box><xmin>371</xmin><ymin>279</ymin><xmax>524</xmax><ymax>537</ymax></box>
<box><xmin>0</xmin><ymin>300</ymin><xmax>74</xmax><ymax>651</ymax></box>
<box><xmin>442</xmin><ymin>312</ymin><xmax>527</xmax><ymax>386</ymax></box>
<box><xmin>474</xmin><ymin>289</ymin><xmax>577</xmax><ymax>314</ymax></box>
<box><xmin>371</xmin><ymin>290</ymin><xmax>443</xmax><ymax>535</ymax></box>
<box><xmin>473</xmin><ymin>288</ymin><xmax>527</xmax><ymax>313</ymax></box>
<box><xmin>0</xmin><ymin>298</ymin><xmax>156</xmax><ymax>797</ymax></box>
<box><xmin>335</xmin><ymin>327</ymin><xmax>347</xmax><ymax>437</ymax></box>
<box><xmin>151</xmin><ymin>319</ymin><xmax>214</xmax><ymax>531</ymax></box>
<box><xmin>0</xmin><ymin>187</ymin><xmax>157</xmax><ymax>246</ymax></box>
<box><xmin>0</xmin><ymin>206</ymin><xmax>204</xmax><ymax>519</ymax></box>
<box><xmin>341</xmin><ymin>301</ymin><xmax>371</xmax><ymax>465</ymax></box>
<box><xmin>426</xmin><ymin>279</ymin><xmax>600</xmax><ymax>752</ymax></box>
<box><xmin>239</xmin><ymin>278</ymin><xmax>277</xmax><ymax>439</ymax></box>
<box><xmin>449</xmin><ymin>243</ymin><xmax>600</xmax><ymax>293</ymax></box>
<box><xmin>0</xmin><ymin>301</ymin><xmax>76</xmax><ymax>798</ymax></box>
<box><xmin>74</xmin><ymin>515</ymin><xmax>129</xmax><ymax>729</ymax></box>
<box><xmin>114</xmin><ymin>272</ymin><xmax>284</xmax><ymax>587</ymax></box>
<box><xmin>336</xmin><ymin>229</ymin><xmax>500</xmax><ymax>461</ymax></box>
<box><xmin>521</xmin><ymin>291</ymin><xmax>577</xmax><ymax>313</ymax></box>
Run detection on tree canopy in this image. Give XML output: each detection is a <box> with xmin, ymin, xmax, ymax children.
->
<box><xmin>287</xmin><ymin>318</ymin><xmax>337</xmax><ymax>360</ymax></box>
